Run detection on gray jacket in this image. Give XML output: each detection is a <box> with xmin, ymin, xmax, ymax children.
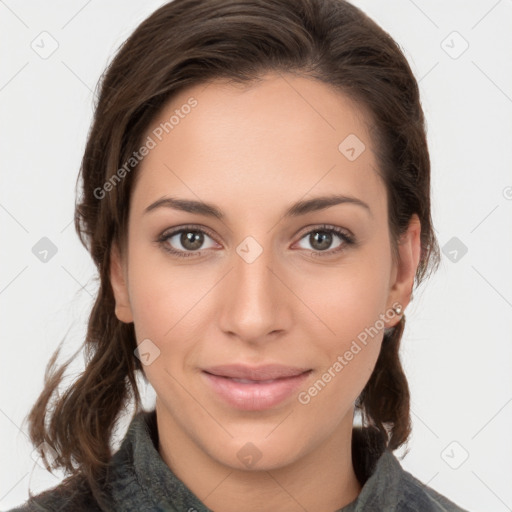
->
<box><xmin>6</xmin><ymin>409</ymin><xmax>469</xmax><ymax>511</ymax></box>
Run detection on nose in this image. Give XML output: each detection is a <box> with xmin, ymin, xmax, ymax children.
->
<box><xmin>217</xmin><ymin>240</ymin><xmax>292</xmax><ymax>344</ymax></box>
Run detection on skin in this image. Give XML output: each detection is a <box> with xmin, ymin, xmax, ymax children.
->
<box><xmin>110</xmin><ymin>72</ymin><xmax>421</xmax><ymax>511</ymax></box>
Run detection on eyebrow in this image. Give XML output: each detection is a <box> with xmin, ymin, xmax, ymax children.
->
<box><xmin>144</xmin><ymin>194</ymin><xmax>372</xmax><ymax>219</ymax></box>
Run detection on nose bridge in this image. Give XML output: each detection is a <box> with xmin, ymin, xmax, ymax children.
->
<box><xmin>218</xmin><ymin>236</ymin><xmax>286</xmax><ymax>340</ymax></box>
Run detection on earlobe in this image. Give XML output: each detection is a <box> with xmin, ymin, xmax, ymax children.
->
<box><xmin>386</xmin><ymin>214</ymin><xmax>422</xmax><ymax>326</ymax></box>
<box><xmin>110</xmin><ymin>243</ymin><xmax>134</xmax><ymax>324</ymax></box>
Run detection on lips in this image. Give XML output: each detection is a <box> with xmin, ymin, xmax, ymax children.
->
<box><xmin>202</xmin><ymin>364</ymin><xmax>312</xmax><ymax>410</ymax></box>
<box><xmin>204</xmin><ymin>364</ymin><xmax>311</xmax><ymax>381</ymax></box>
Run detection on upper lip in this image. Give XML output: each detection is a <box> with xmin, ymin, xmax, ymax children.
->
<box><xmin>203</xmin><ymin>364</ymin><xmax>311</xmax><ymax>381</ymax></box>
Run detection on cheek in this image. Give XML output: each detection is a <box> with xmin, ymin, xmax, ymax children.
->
<box><xmin>125</xmin><ymin>248</ymin><xmax>196</xmax><ymax>369</ymax></box>
<box><xmin>299</xmin><ymin>253</ymin><xmax>391</xmax><ymax>344</ymax></box>
<box><xmin>126</xmin><ymin>243</ymin><xmax>202</xmax><ymax>335</ymax></box>
<box><xmin>127</xmin><ymin>261</ymin><xmax>200</xmax><ymax>399</ymax></box>
<box><xmin>295</xmin><ymin>251</ymin><xmax>391</xmax><ymax>403</ymax></box>
<box><xmin>126</xmin><ymin>248</ymin><xmax>226</xmax><ymax>393</ymax></box>
<box><xmin>296</xmin><ymin>274</ymin><xmax>387</xmax><ymax>419</ymax></box>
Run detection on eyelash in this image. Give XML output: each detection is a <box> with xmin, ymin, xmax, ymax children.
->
<box><xmin>156</xmin><ymin>224</ymin><xmax>356</xmax><ymax>259</ymax></box>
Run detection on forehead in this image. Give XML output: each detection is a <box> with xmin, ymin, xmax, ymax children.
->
<box><xmin>131</xmin><ymin>73</ymin><xmax>385</xmax><ymax>220</ymax></box>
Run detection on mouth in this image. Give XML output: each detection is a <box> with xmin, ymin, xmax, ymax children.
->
<box><xmin>201</xmin><ymin>364</ymin><xmax>312</xmax><ymax>411</ymax></box>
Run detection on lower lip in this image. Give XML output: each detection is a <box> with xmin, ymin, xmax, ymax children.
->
<box><xmin>202</xmin><ymin>371</ymin><xmax>311</xmax><ymax>411</ymax></box>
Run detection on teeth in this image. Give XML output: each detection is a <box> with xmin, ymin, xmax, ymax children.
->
<box><xmin>231</xmin><ymin>378</ymin><xmax>277</xmax><ymax>384</ymax></box>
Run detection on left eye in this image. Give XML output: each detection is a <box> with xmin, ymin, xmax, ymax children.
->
<box><xmin>296</xmin><ymin>228</ymin><xmax>348</xmax><ymax>252</ymax></box>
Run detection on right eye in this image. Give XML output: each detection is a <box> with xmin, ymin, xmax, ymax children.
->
<box><xmin>157</xmin><ymin>226</ymin><xmax>219</xmax><ymax>258</ymax></box>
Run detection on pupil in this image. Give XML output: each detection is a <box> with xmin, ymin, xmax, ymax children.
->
<box><xmin>312</xmin><ymin>231</ymin><xmax>331</xmax><ymax>251</ymax></box>
<box><xmin>182</xmin><ymin>231</ymin><xmax>203</xmax><ymax>250</ymax></box>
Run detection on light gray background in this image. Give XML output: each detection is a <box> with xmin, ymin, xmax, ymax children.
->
<box><xmin>1</xmin><ymin>1</ymin><xmax>511</xmax><ymax>511</ymax></box>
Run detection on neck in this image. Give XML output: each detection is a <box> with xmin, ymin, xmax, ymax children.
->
<box><xmin>156</xmin><ymin>402</ymin><xmax>362</xmax><ymax>512</ymax></box>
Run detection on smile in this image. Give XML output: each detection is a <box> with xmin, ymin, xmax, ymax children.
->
<box><xmin>201</xmin><ymin>364</ymin><xmax>312</xmax><ymax>411</ymax></box>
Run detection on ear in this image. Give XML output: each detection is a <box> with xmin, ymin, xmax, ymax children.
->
<box><xmin>110</xmin><ymin>242</ymin><xmax>134</xmax><ymax>323</ymax></box>
<box><xmin>385</xmin><ymin>214</ymin><xmax>422</xmax><ymax>328</ymax></box>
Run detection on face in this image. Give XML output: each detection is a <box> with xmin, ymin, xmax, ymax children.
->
<box><xmin>110</xmin><ymin>73</ymin><xmax>420</xmax><ymax>471</ymax></box>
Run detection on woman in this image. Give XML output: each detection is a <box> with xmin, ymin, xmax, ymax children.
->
<box><xmin>8</xmin><ymin>0</ymin><xmax>469</xmax><ymax>510</ymax></box>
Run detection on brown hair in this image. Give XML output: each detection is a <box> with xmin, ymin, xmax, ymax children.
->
<box><xmin>25</xmin><ymin>0</ymin><xmax>440</xmax><ymax>504</ymax></box>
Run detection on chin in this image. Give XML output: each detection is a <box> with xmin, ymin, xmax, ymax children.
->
<box><xmin>202</xmin><ymin>429</ymin><xmax>314</xmax><ymax>472</ymax></box>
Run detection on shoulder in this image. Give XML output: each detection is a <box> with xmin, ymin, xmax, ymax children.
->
<box><xmin>5</xmin><ymin>410</ymin><xmax>157</xmax><ymax>512</ymax></box>
<box><xmin>392</xmin><ymin>455</ymin><xmax>469</xmax><ymax>512</ymax></box>
<box><xmin>346</xmin><ymin>429</ymin><xmax>469</xmax><ymax>512</ymax></box>
<box><xmin>4</xmin><ymin>474</ymin><xmax>102</xmax><ymax>512</ymax></box>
